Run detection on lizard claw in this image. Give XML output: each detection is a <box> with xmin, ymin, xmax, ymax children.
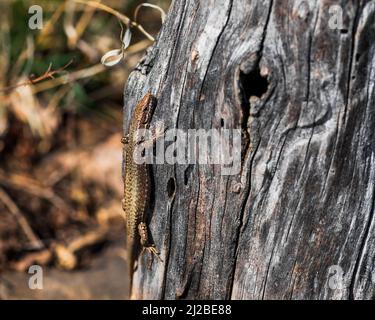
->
<box><xmin>146</xmin><ymin>245</ymin><xmax>163</xmax><ymax>262</ymax></box>
<box><xmin>141</xmin><ymin>245</ymin><xmax>163</xmax><ymax>270</ymax></box>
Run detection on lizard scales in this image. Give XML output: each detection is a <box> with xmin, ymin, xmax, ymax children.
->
<box><xmin>122</xmin><ymin>92</ymin><xmax>161</xmax><ymax>297</ymax></box>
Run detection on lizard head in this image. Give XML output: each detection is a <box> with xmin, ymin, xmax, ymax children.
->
<box><xmin>136</xmin><ymin>92</ymin><xmax>157</xmax><ymax>126</ymax></box>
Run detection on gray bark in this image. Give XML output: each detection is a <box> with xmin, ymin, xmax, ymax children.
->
<box><xmin>123</xmin><ymin>0</ymin><xmax>375</xmax><ymax>299</ymax></box>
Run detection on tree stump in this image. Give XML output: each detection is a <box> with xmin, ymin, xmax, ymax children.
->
<box><xmin>123</xmin><ymin>0</ymin><xmax>375</xmax><ymax>299</ymax></box>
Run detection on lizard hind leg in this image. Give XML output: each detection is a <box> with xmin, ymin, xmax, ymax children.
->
<box><xmin>138</xmin><ymin>222</ymin><xmax>163</xmax><ymax>266</ymax></box>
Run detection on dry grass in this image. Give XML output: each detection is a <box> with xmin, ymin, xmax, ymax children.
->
<box><xmin>0</xmin><ymin>0</ymin><xmax>170</xmax><ymax>274</ymax></box>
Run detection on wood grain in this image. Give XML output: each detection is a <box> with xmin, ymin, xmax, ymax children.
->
<box><xmin>123</xmin><ymin>0</ymin><xmax>375</xmax><ymax>299</ymax></box>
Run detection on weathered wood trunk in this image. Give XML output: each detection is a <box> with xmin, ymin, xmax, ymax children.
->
<box><xmin>123</xmin><ymin>0</ymin><xmax>375</xmax><ymax>299</ymax></box>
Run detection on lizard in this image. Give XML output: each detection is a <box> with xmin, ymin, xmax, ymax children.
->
<box><xmin>121</xmin><ymin>92</ymin><xmax>162</xmax><ymax>298</ymax></box>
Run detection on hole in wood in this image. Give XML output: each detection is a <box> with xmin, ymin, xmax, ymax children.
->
<box><xmin>239</xmin><ymin>65</ymin><xmax>269</xmax><ymax>130</ymax></box>
<box><xmin>239</xmin><ymin>67</ymin><xmax>269</xmax><ymax>101</ymax></box>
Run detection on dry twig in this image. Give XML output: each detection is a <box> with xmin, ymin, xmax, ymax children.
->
<box><xmin>0</xmin><ymin>60</ymin><xmax>73</xmax><ymax>94</ymax></box>
<box><xmin>55</xmin><ymin>227</ymin><xmax>108</xmax><ymax>270</ymax></box>
<box><xmin>0</xmin><ymin>187</ymin><xmax>44</xmax><ymax>250</ymax></box>
<box><xmin>0</xmin><ymin>169</ymin><xmax>71</xmax><ymax>213</ymax></box>
<box><xmin>72</xmin><ymin>0</ymin><xmax>155</xmax><ymax>41</ymax></box>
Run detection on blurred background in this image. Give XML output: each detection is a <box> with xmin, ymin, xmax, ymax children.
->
<box><xmin>0</xmin><ymin>0</ymin><xmax>170</xmax><ymax>299</ymax></box>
